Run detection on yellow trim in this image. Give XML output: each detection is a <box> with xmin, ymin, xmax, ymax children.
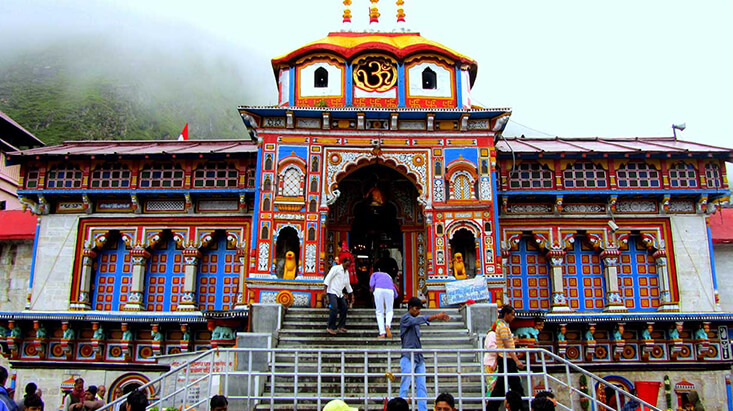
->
<box><xmin>274</xmin><ymin>33</ymin><xmax>475</xmax><ymax>64</ymax></box>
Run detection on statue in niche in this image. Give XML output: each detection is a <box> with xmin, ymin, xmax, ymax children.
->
<box><xmin>121</xmin><ymin>324</ymin><xmax>133</xmax><ymax>341</ymax></box>
<box><xmin>93</xmin><ymin>324</ymin><xmax>104</xmax><ymax>340</ymax></box>
<box><xmin>283</xmin><ymin>250</ymin><xmax>298</xmax><ymax>279</ymax></box>
<box><xmin>62</xmin><ymin>324</ymin><xmax>75</xmax><ymax>340</ymax></box>
<box><xmin>452</xmin><ymin>252</ymin><xmax>467</xmax><ymax>279</ymax></box>
<box><xmin>668</xmin><ymin>322</ymin><xmax>683</xmax><ymax>340</ymax></box>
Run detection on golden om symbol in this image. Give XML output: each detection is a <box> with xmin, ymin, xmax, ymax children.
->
<box><xmin>353</xmin><ymin>57</ymin><xmax>397</xmax><ymax>92</ymax></box>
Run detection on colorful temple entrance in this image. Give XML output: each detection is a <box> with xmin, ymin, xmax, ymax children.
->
<box><xmin>327</xmin><ymin>164</ymin><xmax>423</xmax><ymax>306</ymax></box>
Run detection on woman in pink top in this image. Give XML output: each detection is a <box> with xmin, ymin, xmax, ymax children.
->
<box><xmin>369</xmin><ymin>265</ymin><xmax>398</xmax><ymax>338</ymax></box>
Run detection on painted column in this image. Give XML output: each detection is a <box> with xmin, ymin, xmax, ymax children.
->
<box><xmin>178</xmin><ymin>247</ymin><xmax>201</xmax><ymax>311</ymax></box>
<box><xmin>600</xmin><ymin>248</ymin><xmax>625</xmax><ymax>312</ymax></box>
<box><xmin>123</xmin><ymin>246</ymin><xmax>150</xmax><ymax>311</ymax></box>
<box><xmin>76</xmin><ymin>248</ymin><xmax>97</xmax><ymax>310</ymax></box>
<box><xmin>654</xmin><ymin>249</ymin><xmax>679</xmax><ymax>311</ymax></box>
<box><xmin>547</xmin><ymin>249</ymin><xmax>571</xmax><ymax>312</ymax></box>
<box><xmin>500</xmin><ymin>249</ymin><xmax>510</xmax><ymax>306</ymax></box>
<box><xmin>235</xmin><ymin>247</ymin><xmax>248</xmax><ymax>310</ymax></box>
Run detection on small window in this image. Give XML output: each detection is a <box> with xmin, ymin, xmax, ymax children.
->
<box><xmin>46</xmin><ymin>164</ymin><xmax>83</xmax><ymax>189</ymax></box>
<box><xmin>314</xmin><ymin>67</ymin><xmax>328</xmax><ymax>88</ymax></box>
<box><xmin>422</xmin><ymin>68</ymin><xmax>437</xmax><ymax>89</ymax></box>
<box><xmin>309</xmin><ymin>199</ymin><xmax>317</xmax><ymax>212</ymax></box>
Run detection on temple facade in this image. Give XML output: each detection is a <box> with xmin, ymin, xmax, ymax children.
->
<box><xmin>3</xmin><ymin>1</ymin><xmax>733</xmax><ymax>409</ymax></box>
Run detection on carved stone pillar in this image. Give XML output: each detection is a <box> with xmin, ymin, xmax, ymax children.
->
<box><xmin>653</xmin><ymin>249</ymin><xmax>679</xmax><ymax>311</ymax></box>
<box><xmin>178</xmin><ymin>248</ymin><xmax>201</xmax><ymax>311</ymax></box>
<box><xmin>75</xmin><ymin>248</ymin><xmax>97</xmax><ymax>310</ymax></box>
<box><xmin>123</xmin><ymin>247</ymin><xmax>150</xmax><ymax>311</ymax></box>
<box><xmin>600</xmin><ymin>248</ymin><xmax>625</xmax><ymax>312</ymax></box>
<box><xmin>547</xmin><ymin>249</ymin><xmax>571</xmax><ymax>312</ymax></box>
<box><xmin>234</xmin><ymin>247</ymin><xmax>248</xmax><ymax>310</ymax></box>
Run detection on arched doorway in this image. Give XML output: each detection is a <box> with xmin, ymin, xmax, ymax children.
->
<box><xmin>449</xmin><ymin>228</ymin><xmax>477</xmax><ymax>278</ymax></box>
<box><xmin>327</xmin><ymin>164</ymin><xmax>423</xmax><ymax>307</ymax></box>
<box><xmin>275</xmin><ymin>226</ymin><xmax>300</xmax><ymax>278</ymax></box>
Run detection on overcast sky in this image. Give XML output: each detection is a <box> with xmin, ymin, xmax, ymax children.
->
<box><xmin>1</xmin><ymin>0</ymin><xmax>731</xmax><ymax>152</ymax></box>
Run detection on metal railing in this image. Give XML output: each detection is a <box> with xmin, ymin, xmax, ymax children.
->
<box><xmin>99</xmin><ymin>347</ymin><xmax>661</xmax><ymax>411</ymax></box>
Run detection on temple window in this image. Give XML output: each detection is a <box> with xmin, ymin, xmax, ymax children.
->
<box><xmin>705</xmin><ymin>163</ymin><xmax>723</xmax><ymax>188</ymax></box>
<box><xmin>246</xmin><ymin>168</ymin><xmax>256</xmax><ymax>188</ymax></box>
<box><xmin>509</xmin><ymin>162</ymin><xmax>553</xmax><ymax>189</ymax></box>
<box><xmin>668</xmin><ymin>162</ymin><xmax>698</xmax><ymax>188</ymax></box>
<box><xmin>24</xmin><ymin>169</ymin><xmax>40</xmax><ymax>189</ymax></box>
<box><xmin>139</xmin><ymin>163</ymin><xmax>184</xmax><ymax>188</ymax></box>
<box><xmin>145</xmin><ymin>233</ymin><xmax>185</xmax><ymax>311</ymax></box>
<box><xmin>198</xmin><ymin>233</ymin><xmax>240</xmax><ymax>311</ymax></box>
<box><xmin>307</xmin><ymin>227</ymin><xmax>316</xmax><ymax>241</ymax></box>
<box><xmin>281</xmin><ymin>167</ymin><xmax>303</xmax><ymax>197</ymax></box>
<box><xmin>314</xmin><ymin>67</ymin><xmax>329</xmax><ymax>88</ymax></box>
<box><xmin>506</xmin><ymin>236</ymin><xmax>550</xmax><ymax>311</ymax></box>
<box><xmin>90</xmin><ymin>163</ymin><xmax>131</xmax><ymax>189</ymax></box>
<box><xmin>311</xmin><ymin>156</ymin><xmax>319</xmax><ymax>172</ymax></box>
<box><xmin>46</xmin><ymin>164</ymin><xmax>83</xmax><ymax>189</ymax></box>
<box><xmin>450</xmin><ymin>172</ymin><xmax>474</xmax><ymax>200</ymax></box>
<box><xmin>308</xmin><ymin>199</ymin><xmax>317</xmax><ymax>212</ymax></box>
<box><xmin>617</xmin><ymin>236</ymin><xmax>660</xmax><ymax>311</ymax></box>
<box><xmin>422</xmin><ymin>67</ymin><xmax>437</xmax><ymax>89</ymax></box>
<box><xmin>92</xmin><ymin>233</ymin><xmax>132</xmax><ymax>311</ymax></box>
<box><xmin>262</xmin><ymin>196</ymin><xmax>271</xmax><ymax>211</ymax></box>
<box><xmin>562</xmin><ymin>237</ymin><xmax>605</xmax><ymax>311</ymax></box>
<box><xmin>616</xmin><ymin>162</ymin><xmax>660</xmax><ymax>188</ymax></box>
<box><xmin>193</xmin><ymin>162</ymin><xmax>238</xmax><ymax>188</ymax></box>
<box><xmin>563</xmin><ymin>162</ymin><xmax>607</xmax><ymax>188</ymax></box>
<box><xmin>310</xmin><ymin>177</ymin><xmax>318</xmax><ymax>193</ymax></box>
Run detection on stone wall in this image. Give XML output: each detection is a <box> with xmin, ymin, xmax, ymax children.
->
<box><xmin>670</xmin><ymin>215</ymin><xmax>717</xmax><ymax>312</ymax></box>
<box><xmin>29</xmin><ymin>215</ymin><xmax>79</xmax><ymax>310</ymax></box>
<box><xmin>0</xmin><ymin>240</ymin><xmax>33</xmax><ymax>312</ymax></box>
<box><xmin>715</xmin><ymin>243</ymin><xmax>733</xmax><ymax>312</ymax></box>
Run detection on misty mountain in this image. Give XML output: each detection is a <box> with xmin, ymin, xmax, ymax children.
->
<box><xmin>0</xmin><ymin>36</ymin><xmax>257</xmax><ymax>145</ymax></box>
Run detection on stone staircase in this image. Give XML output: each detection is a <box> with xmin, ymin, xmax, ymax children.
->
<box><xmin>256</xmin><ymin>306</ymin><xmax>485</xmax><ymax>410</ymax></box>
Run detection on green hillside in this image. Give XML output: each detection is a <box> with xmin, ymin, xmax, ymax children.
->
<box><xmin>0</xmin><ymin>44</ymin><xmax>252</xmax><ymax>145</ymax></box>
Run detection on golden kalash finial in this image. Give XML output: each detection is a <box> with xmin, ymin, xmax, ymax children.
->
<box><xmin>369</xmin><ymin>0</ymin><xmax>381</xmax><ymax>24</ymax></box>
<box><xmin>396</xmin><ymin>0</ymin><xmax>405</xmax><ymax>24</ymax></box>
<box><xmin>342</xmin><ymin>0</ymin><xmax>352</xmax><ymax>25</ymax></box>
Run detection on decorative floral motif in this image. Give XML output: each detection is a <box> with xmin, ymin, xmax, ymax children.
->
<box><xmin>563</xmin><ymin>204</ymin><xmax>605</xmax><ymax>213</ymax></box>
<box><xmin>433</xmin><ymin>179</ymin><xmax>445</xmax><ymax>202</ymax></box>
<box><xmin>305</xmin><ymin>244</ymin><xmax>317</xmax><ymax>272</ymax></box>
<box><xmin>507</xmin><ymin>204</ymin><xmax>552</xmax><ymax>214</ymax></box>
<box><xmin>258</xmin><ymin>242</ymin><xmax>270</xmax><ymax>271</ymax></box>
<box><xmin>479</xmin><ymin>178</ymin><xmax>491</xmax><ymax>201</ymax></box>
<box><xmin>669</xmin><ymin>200</ymin><xmax>695</xmax><ymax>213</ymax></box>
<box><xmin>616</xmin><ymin>200</ymin><xmax>656</xmax><ymax>213</ymax></box>
<box><xmin>276</xmin><ymin>290</ymin><xmax>294</xmax><ymax>307</ymax></box>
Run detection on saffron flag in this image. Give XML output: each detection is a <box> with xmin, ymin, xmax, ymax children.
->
<box><xmin>177</xmin><ymin>123</ymin><xmax>189</xmax><ymax>141</ymax></box>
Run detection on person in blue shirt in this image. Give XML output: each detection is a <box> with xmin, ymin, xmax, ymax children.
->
<box><xmin>399</xmin><ymin>297</ymin><xmax>450</xmax><ymax>411</ymax></box>
<box><xmin>0</xmin><ymin>366</ymin><xmax>18</xmax><ymax>411</ymax></box>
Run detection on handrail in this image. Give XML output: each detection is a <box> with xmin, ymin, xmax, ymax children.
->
<box><xmin>98</xmin><ymin>347</ymin><xmax>661</xmax><ymax>411</ymax></box>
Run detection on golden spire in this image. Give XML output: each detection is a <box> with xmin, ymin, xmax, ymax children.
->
<box><xmin>369</xmin><ymin>0</ymin><xmax>380</xmax><ymax>24</ymax></box>
<box><xmin>342</xmin><ymin>0</ymin><xmax>352</xmax><ymax>25</ymax></box>
<box><xmin>396</xmin><ymin>0</ymin><xmax>405</xmax><ymax>24</ymax></box>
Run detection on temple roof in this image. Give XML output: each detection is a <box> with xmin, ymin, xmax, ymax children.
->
<box><xmin>6</xmin><ymin>140</ymin><xmax>257</xmax><ymax>163</ymax></box>
<box><xmin>271</xmin><ymin>32</ymin><xmax>478</xmax><ymax>86</ymax></box>
<box><xmin>496</xmin><ymin>136</ymin><xmax>733</xmax><ymax>158</ymax></box>
<box><xmin>0</xmin><ymin>109</ymin><xmax>45</xmax><ymax>152</ymax></box>
<box><xmin>0</xmin><ymin>211</ymin><xmax>36</xmax><ymax>240</ymax></box>
<box><xmin>710</xmin><ymin>207</ymin><xmax>733</xmax><ymax>244</ymax></box>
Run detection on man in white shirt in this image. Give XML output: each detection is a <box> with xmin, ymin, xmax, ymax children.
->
<box><xmin>323</xmin><ymin>257</ymin><xmax>354</xmax><ymax>335</ymax></box>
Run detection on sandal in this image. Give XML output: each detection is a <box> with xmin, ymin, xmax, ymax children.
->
<box><xmin>378</xmin><ymin>334</ymin><xmax>386</xmax><ymax>339</ymax></box>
